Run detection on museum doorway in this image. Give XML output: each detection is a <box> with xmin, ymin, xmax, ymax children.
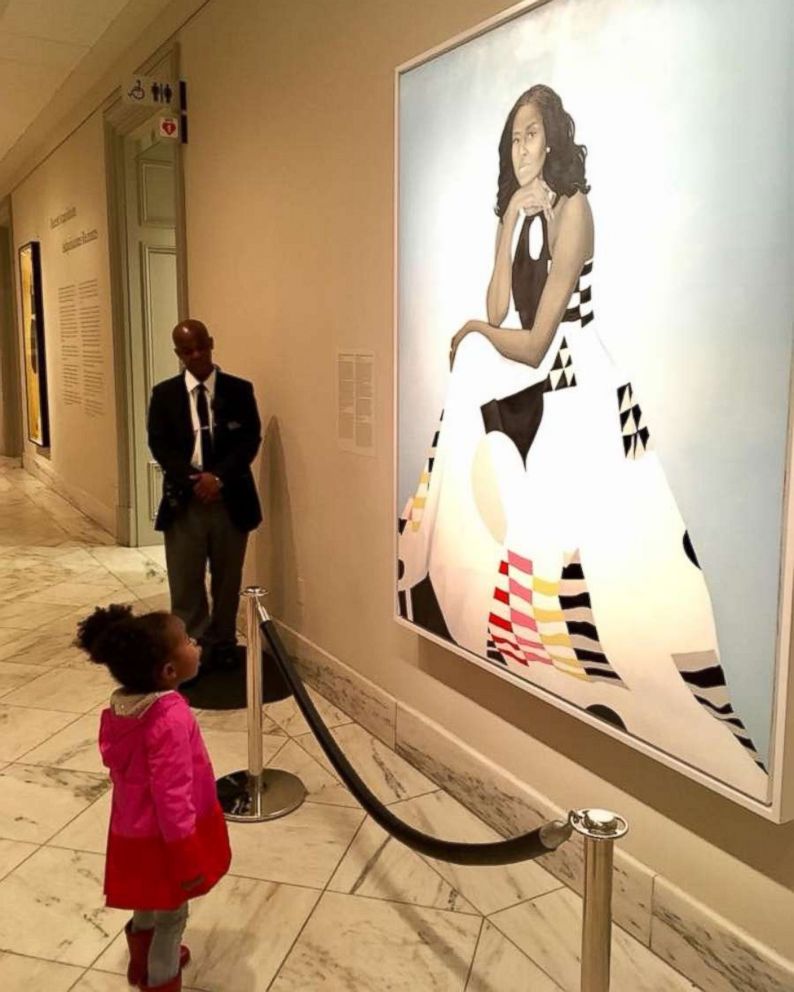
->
<box><xmin>106</xmin><ymin>49</ymin><xmax>187</xmax><ymax>546</ymax></box>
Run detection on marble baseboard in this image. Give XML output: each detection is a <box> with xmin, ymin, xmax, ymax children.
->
<box><xmin>282</xmin><ymin>626</ymin><xmax>794</xmax><ymax>992</ymax></box>
<box><xmin>650</xmin><ymin>878</ymin><xmax>794</xmax><ymax>992</ymax></box>
<box><xmin>275</xmin><ymin>621</ymin><xmax>397</xmax><ymax>749</ymax></box>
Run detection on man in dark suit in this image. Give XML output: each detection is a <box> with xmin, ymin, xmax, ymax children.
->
<box><xmin>148</xmin><ymin>319</ymin><xmax>262</xmax><ymax>669</ymax></box>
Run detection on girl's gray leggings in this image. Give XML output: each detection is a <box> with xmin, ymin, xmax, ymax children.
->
<box><xmin>132</xmin><ymin>903</ymin><xmax>189</xmax><ymax>985</ymax></box>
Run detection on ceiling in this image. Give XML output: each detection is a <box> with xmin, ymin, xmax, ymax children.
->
<box><xmin>0</xmin><ymin>0</ymin><xmax>134</xmax><ymax>164</ymax></box>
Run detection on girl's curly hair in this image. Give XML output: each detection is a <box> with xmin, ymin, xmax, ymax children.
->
<box><xmin>76</xmin><ymin>603</ymin><xmax>175</xmax><ymax>692</ymax></box>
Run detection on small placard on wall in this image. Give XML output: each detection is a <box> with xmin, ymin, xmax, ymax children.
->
<box><xmin>337</xmin><ymin>351</ymin><xmax>374</xmax><ymax>454</ymax></box>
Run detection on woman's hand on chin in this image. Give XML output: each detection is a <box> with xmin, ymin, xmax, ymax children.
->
<box><xmin>508</xmin><ymin>179</ymin><xmax>554</xmax><ymax>224</ymax></box>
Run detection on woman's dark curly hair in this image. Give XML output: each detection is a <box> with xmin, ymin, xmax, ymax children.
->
<box><xmin>495</xmin><ymin>84</ymin><xmax>589</xmax><ymax>219</ymax></box>
<box><xmin>76</xmin><ymin>603</ymin><xmax>176</xmax><ymax>692</ymax></box>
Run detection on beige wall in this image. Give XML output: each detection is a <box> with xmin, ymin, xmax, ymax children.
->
<box><xmin>177</xmin><ymin>0</ymin><xmax>794</xmax><ymax>958</ymax></box>
<box><xmin>2</xmin><ymin>0</ymin><xmax>792</xmax><ymax>960</ymax></box>
<box><xmin>11</xmin><ymin>113</ymin><xmax>117</xmax><ymax>530</ymax></box>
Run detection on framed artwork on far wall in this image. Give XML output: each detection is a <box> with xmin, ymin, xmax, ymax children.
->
<box><xmin>18</xmin><ymin>241</ymin><xmax>50</xmax><ymax>447</ymax></box>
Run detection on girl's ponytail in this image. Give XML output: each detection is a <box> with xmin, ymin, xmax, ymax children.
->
<box><xmin>75</xmin><ymin>604</ymin><xmax>173</xmax><ymax>691</ymax></box>
<box><xmin>76</xmin><ymin>604</ymin><xmax>135</xmax><ymax>665</ymax></box>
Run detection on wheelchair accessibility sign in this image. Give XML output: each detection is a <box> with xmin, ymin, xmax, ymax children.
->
<box><xmin>123</xmin><ymin>75</ymin><xmax>175</xmax><ymax>108</ymax></box>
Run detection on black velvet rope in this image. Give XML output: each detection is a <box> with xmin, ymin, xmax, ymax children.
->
<box><xmin>260</xmin><ymin>619</ymin><xmax>572</xmax><ymax>866</ymax></box>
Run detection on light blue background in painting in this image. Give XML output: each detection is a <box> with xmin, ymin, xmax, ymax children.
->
<box><xmin>398</xmin><ymin>0</ymin><xmax>794</xmax><ymax>768</ymax></box>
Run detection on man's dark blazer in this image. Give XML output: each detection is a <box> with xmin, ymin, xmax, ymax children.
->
<box><xmin>147</xmin><ymin>370</ymin><xmax>263</xmax><ymax>533</ymax></box>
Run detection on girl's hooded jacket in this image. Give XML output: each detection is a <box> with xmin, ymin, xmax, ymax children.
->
<box><xmin>99</xmin><ymin>689</ymin><xmax>230</xmax><ymax>910</ymax></box>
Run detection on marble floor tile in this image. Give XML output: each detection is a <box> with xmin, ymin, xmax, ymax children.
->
<box><xmin>71</xmin><ymin>971</ymin><xmax>203</xmax><ymax>991</ymax></box>
<box><xmin>296</xmin><ymin>722</ymin><xmax>438</xmax><ymax>805</ymax></box>
<box><xmin>0</xmin><ymin>600</ymin><xmax>77</xmax><ymax>630</ymax></box>
<box><xmin>95</xmin><ymin>874</ymin><xmax>320</xmax><ymax>992</ymax></box>
<box><xmin>392</xmin><ymin>790</ymin><xmax>560</xmax><ymax>916</ymax></box>
<box><xmin>267</xmin><ymin>737</ymin><xmax>359</xmax><ymax>807</ymax></box>
<box><xmin>2</xmin><ymin>666</ymin><xmax>116</xmax><ymax>713</ymax></box>
<box><xmin>0</xmin><ymin>838</ymin><xmax>37</xmax><ymax>880</ymax></box>
<box><xmin>0</xmin><ymin>952</ymin><xmax>84</xmax><ymax>992</ymax></box>
<box><xmin>0</xmin><ymin>524</ymin><xmax>69</xmax><ymax>547</ymax></box>
<box><xmin>0</xmin><ymin>630</ymin><xmax>76</xmax><ymax>666</ymax></box>
<box><xmin>54</xmin><ymin>646</ymin><xmax>108</xmax><ymax>670</ymax></box>
<box><xmin>201</xmin><ymin>729</ymin><xmax>286</xmax><ymax>778</ymax></box>
<box><xmin>0</xmin><ymin>567</ymin><xmax>76</xmax><ymax>603</ymax></box>
<box><xmin>0</xmin><ymin>627</ymin><xmax>31</xmax><ymax>649</ymax></box>
<box><xmin>389</xmin><ymin>791</ymin><xmax>562</xmax><ymax>916</ymax></box>
<box><xmin>39</xmin><ymin>605</ymin><xmax>101</xmax><ymax>639</ymax></box>
<box><xmin>329</xmin><ymin>814</ymin><xmax>478</xmax><ymax>913</ymax></box>
<box><xmin>490</xmin><ymin>887</ymin><xmax>698</xmax><ymax>992</ymax></box>
<box><xmin>0</xmin><ymin>846</ymin><xmax>124</xmax><ymax>965</ymax></box>
<box><xmin>0</xmin><ymin>661</ymin><xmax>53</xmax><ymax>698</ymax></box>
<box><xmin>121</xmin><ymin>576</ymin><xmax>170</xmax><ymax>600</ymax></box>
<box><xmin>270</xmin><ymin>889</ymin><xmax>481</xmax><ymax>992</ymax></box>
<box><xmin>23</xmin><ymin>580</ymin><xmax>129</xmax><ymax>607</ymax></box>
<box><xmin>0</xmin><ymin>704</ymin><xmax>77</xmax><ymax>761</ymax></box>
<box><xmin>466</xmin><ymin>921</ymin><xmax>562</xmax><ymax>991</ymax></box>
<box><xmin>135</xmin><ymin>592</ymin><xmax>171</xmax><ymax>613</ymax></box>
<box><xmin>265</xmin><ymin>688</ymin><xmax>353</xmax><ymax>737</ymax></box>
<box><xmin>49</xmin><ymin>789</ymin><xmax>112</xmax><ymax>854</ymax></box>
<box><xmin>23</xmin><ymin>714</ymin><xmax>105</xmax><ymax>774</ymax></box>
<box><xmin>227</xmin><ymin>801</ymin><xmax>364</xmax><ymax>888</ymax></box>
<box><xmin>139</xmin><ymin>544</ymin><xmax>167</xmax><ymax>568</ymax></box>
<box><xmin>88</xmin><ymin>546</ymin><xmax>164</xmax><ymax>585</ymax></box>
<box><xmin>0</xmin><ymin>763</ymin><xmax>109</xmax><ymax>843</ymax></box>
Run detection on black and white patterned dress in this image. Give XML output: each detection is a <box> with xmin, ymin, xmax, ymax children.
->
<box><xmin>398</xmin><ymin>210</ymin><xmax>766</xmax><ymax>795</ymax></box>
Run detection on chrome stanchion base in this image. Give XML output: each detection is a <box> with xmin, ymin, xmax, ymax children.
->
<box><xmin>217</xmin><ymin>769</ymin><xmax>306</xmax><ymax>822</ymax></box>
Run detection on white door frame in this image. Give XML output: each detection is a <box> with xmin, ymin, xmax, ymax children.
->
<box><xmin>105</xmin><ymin>44</ymin><xmax>188</xmax><ymax>546</ymax></box>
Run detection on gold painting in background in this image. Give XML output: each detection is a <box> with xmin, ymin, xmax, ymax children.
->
<box><xmin>18</xmin><ymin>241</ymin><xmax>49</xmax><ymax>447</ymax></box>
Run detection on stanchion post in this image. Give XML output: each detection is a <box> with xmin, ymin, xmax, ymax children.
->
<box><xmin>216</xmin><ymin>587</ymin><xmax>306</xmax><ymax>822</ymax></box>
<box><xmin>244</xmin><ymin>586</ymin><xmax>264</xmax><ymax>804</ymax></box>
<box><xmin>570</xmin><ymin>808</ymin><xmax>628</xmax><ymax>992</ymax></box>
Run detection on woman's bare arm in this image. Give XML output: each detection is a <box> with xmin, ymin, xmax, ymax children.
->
<box><xmin>486</xmin><ymin>180</ymin><xmax>555</xmax><ymax>326</ymax></box>
<box><xmin>486</xmin><ymin>219</ymin><xmax>517</xmax><ymax>325</ymax></box>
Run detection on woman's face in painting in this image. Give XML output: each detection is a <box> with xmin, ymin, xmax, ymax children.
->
<box><xmin>511</xmin><ymin>102</ymin><xmax>547</xmax><ymax>186</ymax></box>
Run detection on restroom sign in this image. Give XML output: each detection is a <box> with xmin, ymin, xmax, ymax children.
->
<box><xmin>122</xmin><ymin>74</ymin><xmax>175</xmax><ymax>107</ymax></box>
<box><xmin>159</xmin><ymin>116</ymin><xmax>179</xmax><ymax>139</ymax></box>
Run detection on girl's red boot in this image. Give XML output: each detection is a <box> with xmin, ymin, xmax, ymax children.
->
<box><xmin>125</xmin><ymin>921</ymin><xmax>190</xmax><ymax>986</ymax></box>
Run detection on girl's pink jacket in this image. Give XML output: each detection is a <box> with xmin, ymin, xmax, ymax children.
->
<box><xmin>99</xmin><ymin>690</ymin><xmax>231</xmax><ymax>910</ymax></box>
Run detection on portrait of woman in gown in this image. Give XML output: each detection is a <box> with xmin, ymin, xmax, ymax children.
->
<box><xmin>398</xmin><ymin>84</ymin><xmax>767</xmax><ymax>794</ymax></box>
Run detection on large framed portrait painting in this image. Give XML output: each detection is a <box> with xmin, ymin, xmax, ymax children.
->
<box><xmin>395</xmin><ymin>0</ymin><xmax>794</xmax><ymax>814</ymax></box>
<box><xmin>18</xmin><ymin>241</ymin><xmax>50</xmax><ymax>447</ymax></box>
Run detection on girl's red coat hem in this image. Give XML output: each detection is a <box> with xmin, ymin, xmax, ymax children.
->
<box><xmin>104</xmin><ymin>801</ymin><xmax>231</xmax><ymax>910</ymax></box>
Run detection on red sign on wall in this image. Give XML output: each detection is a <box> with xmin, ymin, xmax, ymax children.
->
<box><xmin>159</xmin><ymin>116</ymin><xmax>179</xmax><ymax>139</ymax></box>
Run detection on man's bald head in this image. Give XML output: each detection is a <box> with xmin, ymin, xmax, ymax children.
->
<box><xmin>172</xmin><ymin>319</ymin><xmax>214</xmax><ymax>380</ymax></box>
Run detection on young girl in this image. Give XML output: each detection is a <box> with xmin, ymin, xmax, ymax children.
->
<box><xmin>77</xmin><ymin>604</ymin><xmax>231</xmax><ymax>992</ymax></box>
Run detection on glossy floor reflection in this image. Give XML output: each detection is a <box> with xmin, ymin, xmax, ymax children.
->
<box><xmin>0</xmin><ymin>459</ymin><xmax>700</xmax><ymax>991</ymax></box>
